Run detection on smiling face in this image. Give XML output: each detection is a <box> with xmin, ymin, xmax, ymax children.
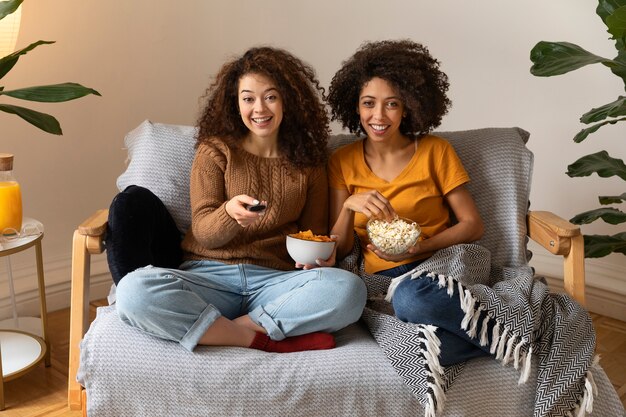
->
<box><xmin>358</xmin><ymin>77</ymin><xmax>405</xmax><ymax>143</ymax></box>
<box><xmin>238</xmin><ymin>72</ymin><xmax>283</xmax><ymax>142</ymax></box>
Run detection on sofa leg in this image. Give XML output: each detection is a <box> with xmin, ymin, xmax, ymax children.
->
<box><xmin>68</xmin><ymin>230</ymin><xmax>91</xmax><ymax>411</ymax></box>
<box><xmin>82</xmin><ymin>389</ymin><xmax>88</xmax><ymax>417</ymax></box>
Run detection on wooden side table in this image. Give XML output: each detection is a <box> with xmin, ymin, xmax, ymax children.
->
<box><xmin>0</xmin><ymin>218</ymin><xmax>50</xmax><ymax>410</ymax></box>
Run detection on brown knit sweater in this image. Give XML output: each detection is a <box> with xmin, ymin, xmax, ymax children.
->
<box><xmin>181</xmin><ymin>139</ymin><xmax>329</xmax><ymax>271</ymax></box>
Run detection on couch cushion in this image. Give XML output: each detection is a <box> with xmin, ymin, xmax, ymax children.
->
<box><xmin>78</xmin><ymin>305</ymin><xmax>422</xmax><ymax>417</ymax></box>
<box><xmin>83</xmin><ymin>305</ymin><xmax>618</xmax><ymax>417</ymax></box>
<box><xmin>117</xmin><ymin>120</ymin><xmax>197</xmax><ymax>234</ymax></box>
<box><xmin>82</xmin><ymin>304</ymin><xmax>626</xmax><ymax>417</ymax></box>
<box><xmin>436</xmin><ymin>127</ymin><xmax>533</xmax><ymax>270</ymax></box>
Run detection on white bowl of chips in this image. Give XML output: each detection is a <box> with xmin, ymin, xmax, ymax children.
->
<box><xmin>366</xmin><ymin>217</ymin><xmax>421</xmax><ymax>255</ymax></box>
<box><xmin>286</xmin><ymin>230</ymin><xmax>335</xmax><ymax>265</ymax></box>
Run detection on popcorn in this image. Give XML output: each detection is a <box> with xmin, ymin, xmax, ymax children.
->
<box><xmin>367</xmin><ymin>217</ymin><xmax>421</xmax><ymax>255</ymax></box>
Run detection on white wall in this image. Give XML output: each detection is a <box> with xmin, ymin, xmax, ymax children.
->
<box><xmin>2</xmin><ymin>0</ymin><xmax>624</xmax><ymax>318</ymax></box>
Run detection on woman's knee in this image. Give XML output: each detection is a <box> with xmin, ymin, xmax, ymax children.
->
<box><xmin>115</xmin><ymin>267</ymin><xmax>163</xmax><ymax>322</ymax></box>
<box><xmin>391</xmin><ymin>278</ymin><xmax>441</xmax><ymax>324</ymax></box>
<box><xmin>332</xmin><ymin>269</ymin><xmax>366</xmax><ymax>296</ymax></box>
<box><xmin>325</xmin><ymin>269</ymin><xmax>367</xmax><ymax>321</ymax></box>
<box><xmin>106</xmin><ymin>185</ymin><xmax>182</xmax><ymax>285</ymax></box>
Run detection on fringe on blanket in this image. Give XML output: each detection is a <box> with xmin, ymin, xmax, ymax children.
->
<box><xmin>362</xmin><ymin>307</ymin><xmax>447</xmax><ymax>417</ymax></box>
<box><xmin>421</xmin><ymin>324</ymin><xmax>445</xmax><ymax>417</ymax></box>
<box><xmin>567</xmin><ymin>355</ymin><xmax>600</xmax><ymax>417</ymax></box>
<box><xmin>386</xmin><ymin>269</ymin><xmax>599</xmax><ymax>417</ymax></box>
<box><xmin>388</xmin><ymin>269</ymin><xmax>541</xmax><ymax>383</ymax></box>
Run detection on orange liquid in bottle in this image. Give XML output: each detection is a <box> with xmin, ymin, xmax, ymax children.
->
<box><xmin>0</xmin><ymin>181</ymin><xmax>22</xmax><ymax>235</ymax></box>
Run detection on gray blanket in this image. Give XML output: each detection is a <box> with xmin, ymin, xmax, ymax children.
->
<box><xmin>338</xmin><ymin>242</ymin><xmax>597</xmax><ymax>417</ymax></box>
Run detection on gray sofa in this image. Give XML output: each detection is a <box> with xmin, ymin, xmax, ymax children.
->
<box><xmin>68</xmin><ymin>121</ymin><xmax>625</xmax><ymax>416</ymax></box>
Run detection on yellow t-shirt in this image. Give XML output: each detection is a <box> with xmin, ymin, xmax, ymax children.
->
<box><xmin>328</xmin><ymin>135</ymin><xmax>469</xmax><ymax>274</ymax></box>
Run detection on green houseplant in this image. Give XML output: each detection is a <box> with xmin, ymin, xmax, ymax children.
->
<box><xmin>0</xmin><ymin>0</ymin><xmax>100</xmax><ymax>134</ymax></box>
<box><xmin>530</xmin><ymin>0</ymin><xmax>626</xmax><ymax>258</ymax></box>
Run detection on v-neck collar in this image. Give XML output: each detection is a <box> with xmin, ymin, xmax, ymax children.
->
<box><xmin>359</xmin><ymin>139</ymin><xmax>419</xmax><ymax>184</ymax></box>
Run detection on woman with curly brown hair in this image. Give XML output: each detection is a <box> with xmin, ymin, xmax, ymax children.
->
<box><xmin>115</xmin><ymin>46</ymin><xmax>366</xmax><ymax>354</ymax></box>
<box><xmin>328</xmin><ymin>40</ymin><xmax>487</xmax><ymax>365</ymax></box>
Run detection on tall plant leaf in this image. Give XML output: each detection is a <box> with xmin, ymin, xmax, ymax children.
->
<box><xmin>583</xmin><ymin>232</ymin><xmax>626</xmax><ymax>257</ymax></box>
<box><xmin>0</xmin><ymin>104</ymin><xmax>62</xmax><ymax>134</ymax></box>
<box><xmin>606</xmin><ymin>6</ymin><xmax>626</xmax><ymax>43</ymax></box>
<box><xmin>567</xmin><ymin>150</ymin><xmax>626</xmax><ymax>180</ymax></box>
<box><xmin>0</xmin><ymin>40</ymin><xmax>55</xmax><ymax>80</ymax></box>
<box><xmin>599</xmin><ymin>192</ymin><xmax>626</xmax><ymax>203</ymax></box>
<box><xmin>530</xmin><ymin>41</ymin><xmax>610</xmax><ymax>76</ymax></box>
<box><xmin>533</xmin><ymin>1</ymin><xmax>626</xmax><ymax>258</ymax></box>
<box><xmin>596</xmin><ymin>0</ymin><xmax>626</xmax><ymax>23</ymax></box>
<box><xmin>606</xmin><ymin>48</ymin><xmax>626</xmax><ymax>83</ymax></box>
<box><xmin>0</xmin><ymin>83</ymin><xmax>101</xmax><ymax>102</ymax></box>
<box><xmin>573</xmin><ymin>117</ymin><xmax>626</xmax><ymax>142</ymax></box>
<box><xmin>580</xmin><ymin>96</ymin><xmax>626</xmax><ymax>123</ymax></box>
<box><xmin>0</xmin><ymin>0</ymin><xmax>22</xmax><ymax>20</ymax></box>
<box><xmin>570</xmin><ymin>207</ymin><xmax>626</xmax><ymax>224</ymax></box>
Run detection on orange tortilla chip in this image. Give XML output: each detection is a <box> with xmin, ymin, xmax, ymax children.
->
<box><xmin>289</xmin><ymin>230</ymin><xmax>333</xmax><ymax>242</ymax></box>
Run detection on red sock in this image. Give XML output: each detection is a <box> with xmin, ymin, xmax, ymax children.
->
<box><xmin>249</xmin><ymin>331</ymin><xmax>335</xmax><ymax>353</ymax></box>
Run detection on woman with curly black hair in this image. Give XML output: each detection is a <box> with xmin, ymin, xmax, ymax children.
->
<box><xmin>328</xmin><ymin>40</ymin><xmax>486</xmax><ymax>365</ymax></box>
<box><xmin>115</xmin><ymin>46</ymin><xmax>366</xmax><ymax>354</ymax></box>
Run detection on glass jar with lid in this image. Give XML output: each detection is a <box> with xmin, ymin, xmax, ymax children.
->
<box><xmin>0</xmin><ymin>153</ymin><xmax>23</xmax><ymax>235</ymax></box>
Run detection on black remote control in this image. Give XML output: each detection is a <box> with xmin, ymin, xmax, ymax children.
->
<box><xmin>246</xmin><ymin>203</ymin><xmax>266</xmax><ymax>212</ymax></box>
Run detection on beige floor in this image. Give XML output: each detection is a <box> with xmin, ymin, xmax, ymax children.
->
<box><xmin>1</xmin><ymin>301</ymin><xmax>624</xmax><ymax>416</ymax></box>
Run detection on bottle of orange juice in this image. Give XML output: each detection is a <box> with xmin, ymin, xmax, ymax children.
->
<box><xmin>0</xmin><ymin>153</ymin><xmax>23</xmax><ymax>236</ymax></box>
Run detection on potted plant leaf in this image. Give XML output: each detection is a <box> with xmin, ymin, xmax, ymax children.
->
<box><xmin>530</xmin><ymin>0</ymin><xmax>626</xmax><ymax>258</ymax></box>
<box><xmin>0</xmin><ymin>0</ymin><xmax>100</xmax><ymax>134</ymax></box>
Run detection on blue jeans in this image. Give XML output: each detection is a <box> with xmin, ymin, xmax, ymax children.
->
<box><xmin>115</xmin><ymin>260</ymin><xmax>367</xmax><ymax>351</ymax></box>
<box><xmin>384</xmin><ymin>270</ymin><xmax>491</xmax><ymax>366</ymax></box>
<box><xmin>376</xmin><ymin>259</ymin><xmax>425</xmax><ymax>278</ymax></box>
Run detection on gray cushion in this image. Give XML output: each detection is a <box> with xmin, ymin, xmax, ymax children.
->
<box><xmin>116</xmin><ymin>120</ymin><xmax>197</xmax><ymax>234</ymax></box>
<box><xmin>77</xmin><ymin>306</ymin><xmax>625</xmax><ymax>417</ymax></box>
<box><xmin>437</xmin><ymin>128</ymin><xmax>533</xmax><ymax>269</ymax></box>
<box><xmin>79</xmin><ymin>306</ymin><xmax>421</xmax><ymax>417</ymax></box>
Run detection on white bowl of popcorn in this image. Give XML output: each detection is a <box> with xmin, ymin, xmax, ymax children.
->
<box><xmin>366</xmin><ymin>217</ymin><xmax>421</xmax><ymax>255</ymax></box>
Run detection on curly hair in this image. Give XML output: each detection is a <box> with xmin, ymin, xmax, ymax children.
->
<box><xmin>197</xmin><ymin>46</ymin><xmax>330</xmax><ymax>169</ymax></box>
<box><xmin>328</xmin><ymin>40</ymin><xmax>451</xmax><ymax>139</ymax></box>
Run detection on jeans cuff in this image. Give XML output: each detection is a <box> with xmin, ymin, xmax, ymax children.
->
<box><xmin>180</xmin><ymin>304</ymin><xmax>221</xmax><ymax>352</ymax></box>
<box><xmin>249</xmin><ymin>306</ymin><xmax>285</xmax><ymax>341</ymax></box>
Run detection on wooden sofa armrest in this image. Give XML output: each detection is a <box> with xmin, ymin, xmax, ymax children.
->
<box><xmin>78</xmin><ymin>208</ymin><xmax>108</xmax><ymax>253</ymax></box>
<box><xmin>78</xmin><ymin>208</ymin><xmax>108</xmax><ymax>236</ymax></box>
<box><xmin>527</xmin><ymin>210</ymin><xmax>585</xmax><ymax>306</ymax></box>
<box><xmin>68</xmin><ymin>208</ymin><xmax>109</xmax><ymax>411</ymax></box>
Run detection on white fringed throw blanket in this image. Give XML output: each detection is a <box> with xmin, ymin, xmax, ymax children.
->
<box><xmin>338</xmin><ymin>242</ymin><xmax>598</xmax><ymax>417</ymax></box>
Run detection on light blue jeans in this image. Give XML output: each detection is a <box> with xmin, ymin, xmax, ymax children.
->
<box><xmin>115</xmin><ymin>260</ymin><xmax>367</xmax><ymax>351</ymax></box>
